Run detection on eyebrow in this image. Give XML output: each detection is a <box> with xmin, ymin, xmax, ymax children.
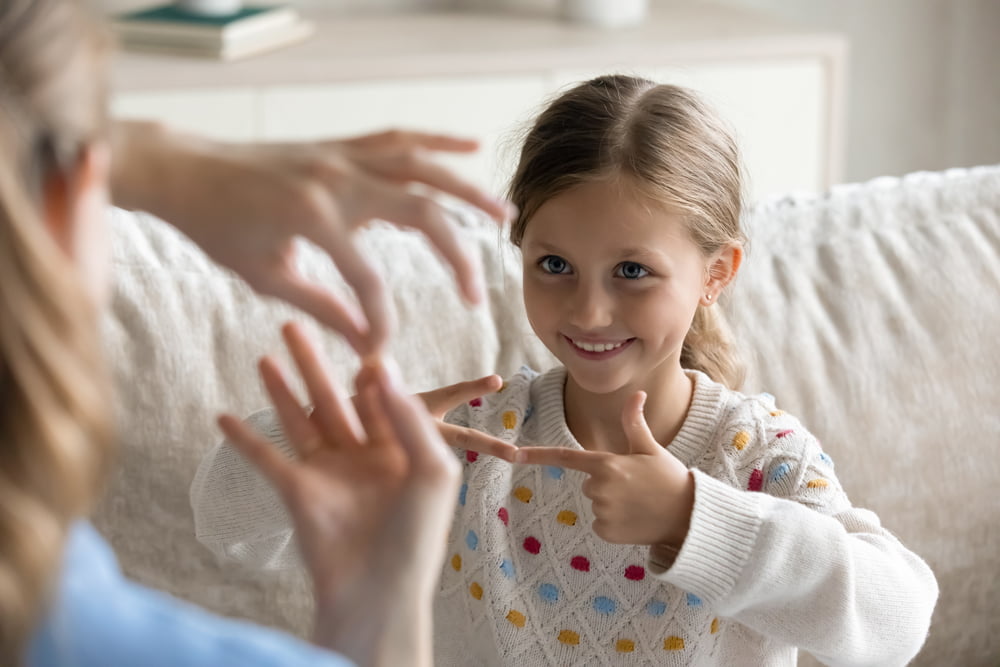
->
<box><xmin>527</xmin><ymin>241</ymin><xmax>668</xmax><ymax>263</ymax></box>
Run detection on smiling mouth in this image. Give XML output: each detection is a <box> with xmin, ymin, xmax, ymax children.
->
<box><xmin>564</xmin><ymin>335</ymin><xmax>635</xmax><ymax>355</ymax></box>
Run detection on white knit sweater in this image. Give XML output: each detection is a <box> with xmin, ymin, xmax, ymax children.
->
<box><xmin>190</xmin><ymin>367</ymin><xmax>938</xmax><ymax>667</ymax></box>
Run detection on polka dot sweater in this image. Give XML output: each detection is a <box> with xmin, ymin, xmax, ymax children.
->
<box><xmin>190</xmin><ymin>367</ymin><xmax>938</xmax><ymax>667</ymax></box>
<box><xmin>434</xmin><ymin>367</ymin><xmax>937</xmax><ymax>667</ymax></box>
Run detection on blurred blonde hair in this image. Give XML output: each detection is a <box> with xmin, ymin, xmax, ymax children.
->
<box><xmin>508</xmin><ymin>74</ymin><xmax>747</xmax><ymax>388</ymax></box>
<box><xmin>0</xmin><ymin>0</ymin><xmax>113</xmax><ymax>660</ymax></box>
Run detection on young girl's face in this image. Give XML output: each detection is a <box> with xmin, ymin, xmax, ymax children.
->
<box><xmin>520</xmin><ymin>178</ymin><xmax>710</xmax><ymax>397</ymax></box>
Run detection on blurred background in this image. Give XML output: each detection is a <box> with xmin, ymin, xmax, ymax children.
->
<box><xmin>102</xmin><ymin>0</ymin><xmax>1000</xmax><ymax>203</ymax></box>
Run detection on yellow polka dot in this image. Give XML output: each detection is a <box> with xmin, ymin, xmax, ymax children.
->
<box><xmin>710</xmin><ymin>618</ymin><xmax>719</xmax><ymax>634</ymax></box>
<box><xmin>513</xmin><ymin>486</ymin><xmax>533</xmax><ymax>503</ymax></box>
<box><xmin>469</xmin><ymin>582</ymin><xmax>483</xmax><ymax>600</ymax></box>
<box><xmin>770</xmin><ymin>410</ymin><xmax>785</xmax><ymax>417</ymax></box>
<box><xmin>807</xmin><ymin>478</ymin><xmax>829</xmax><ymax>488</ymax></box>
<box><xmin>558</xmin><ymin>630</ymin><xmax>580</xmax><ymax>645</ymax></box>
<box><xmin>451</xmin><ymin>554</ymin><xmax>462</xmax><ymax>571</ymax></box>
<box><xmin>506</xmin><ymin>609</ymin><xmax>526</xmax><ymax>628</ymax></box>
<box><xmin>557</xmin><ymin>510</ymin><xmax>577</xmax><ymax>526</ymax></box>
<box><xmin>615</xmin><ymin>639</ymin><xmax>635</xmax><ymax>653</ymax></box>
<box><xmin>731</xmin><ymin>430</ymin><xmax>750</xmax><ymax>450</ymax></box>
<box><xmin>502</xmin><ymin>411</ymin><xmax>517</xmax><ymax>429</ymax></box>
<box><xmin>664</xmin><ymin>636</ymin><xmax>685</xmax><ymax>650</ymax></box>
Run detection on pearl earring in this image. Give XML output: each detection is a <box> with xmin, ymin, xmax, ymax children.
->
<box><xmin>705</xmin><ymin>294</ymin><xmax>713</xmax><ymax>301</ymax></box>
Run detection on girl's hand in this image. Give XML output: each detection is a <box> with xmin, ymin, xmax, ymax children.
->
<box><xmin>216</xmin><ymin>322</ymin><xmax>460</xmax><ymax>664</ymax></box>
<box><xmin>415</xmin><ymin>374</ymin><xmax>517</xmax><ymax>461</ymax></box>
<box><xmin>514</xmin><ymin>391</ymin><xmax>695</xmax><ymax>549</ymax></box>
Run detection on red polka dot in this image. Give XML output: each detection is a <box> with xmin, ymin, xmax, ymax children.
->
<box><xmin>466</xmin><ymin>450</ymin><xmax>479</xmax><ymax>463</ymax></box>
<box><xmin>498</xmin><ymin>507</ymin><xmax>509</xmax><ymax>525</ymax></box>
<box><xmin>469</xmin><ymin>398</ymin><xmax>482</xmax><ymax>407</ymax></box>
<box><xmin>624</xmin><ymin>565</ymin><xmax>645</xmax><ymax>581</ymax></box>
<box><xmin>571</xmin><ymin>556</ymin><xmax>590</xmax><ymax>572</ymax></box>
<box><xmin>776</xmin><ymin>429</ymin><xmax>794</xmax><ymax>438</ymax></box>
<box><xmin>748</xmin><ymin>468</ymin><xmax>763</xmax><ymax>492</ymax></box>
<box><xmin>523</xmin><ymin>536</ymin><xmax>541</xmax><ymax>554</ymax></box>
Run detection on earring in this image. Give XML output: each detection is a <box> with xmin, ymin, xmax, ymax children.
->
<box><xmin>705</xmin><ymin>294</ymin><xmax>713</xmax><ymax>301</ymax></box>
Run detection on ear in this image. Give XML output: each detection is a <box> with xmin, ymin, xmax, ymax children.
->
<box><xmin>41</xmin><ymin>141</ymin><xmax>109</xmax><ymax>260</ymax></box>
<box><xmin>700</xmin><ymin>243</ymin><xmax>742</xmax><ymax>306</ymax></box>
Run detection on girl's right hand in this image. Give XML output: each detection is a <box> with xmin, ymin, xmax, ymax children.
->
<box><xmin>416</xmin><ymin>375</ymin><xmax>518</xmax><ymax>461</ymax></box>
<box><xmin>217</xmin><ymin>321</ymin><xmax>460</xmax><ymax>665</ymax></box>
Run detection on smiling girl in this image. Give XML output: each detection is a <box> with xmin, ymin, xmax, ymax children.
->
<box><xmin>193</xmin><ymin>75</ymin><xmax>938</xmax><ymax>666</ymax></box>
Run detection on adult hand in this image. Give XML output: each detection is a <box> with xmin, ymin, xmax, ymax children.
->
<box><xmin>216</xmin><ymin>321</ymin><xmax>459</xmax><ymax>666</ymax></box>
<box><xmin>112</xmin><ymin>121</ymin><xmax>513</xmax><ymax>354</ymax></box>
<box><xmin>514</xmin><ymin>391</ymin><xmax>695</xmax><ymax>548</ymax></box>
<box><xmin>415</xmin><ymin>374</ymin><xmax>517</xmax><ymax>461</ymax></box>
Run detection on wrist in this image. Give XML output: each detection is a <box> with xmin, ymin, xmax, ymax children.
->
<box><xmin>651</xmin><ymin>470</ymin><xmax>696</xmax><ymax>567</ymax></box>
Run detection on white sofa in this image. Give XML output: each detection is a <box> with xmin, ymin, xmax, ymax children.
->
<box><xmin>94</xmin><ymin>165</ymin><xmax>1000</xmax><ymax>666</ymax></box>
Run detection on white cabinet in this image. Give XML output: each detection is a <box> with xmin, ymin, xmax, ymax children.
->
<box><xmin>110</xmin><ymin>4</ymin><xmax>846</xmax><ymax>202</ymax></box>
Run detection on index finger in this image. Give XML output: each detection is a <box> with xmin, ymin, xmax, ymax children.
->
<box><xmin>513</xmin><ymin>446</ymin><xmax>609</xmax><ymax>475</ymax></box>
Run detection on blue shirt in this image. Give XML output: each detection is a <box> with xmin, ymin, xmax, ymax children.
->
<box><xmin>28</xmin><ymin>522</ymin><xmax>353</xmax><ymax>667</ymax></box>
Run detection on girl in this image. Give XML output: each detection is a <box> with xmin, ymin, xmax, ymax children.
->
<box><xmin>1</xmin><ymin>0</ymin><xmax>511</xmax><ymax>664</ymax></box>
<box><xmin>193</xmin><ymin>75</ymin><xmax>938</xmax><ymax>666</ymax></box>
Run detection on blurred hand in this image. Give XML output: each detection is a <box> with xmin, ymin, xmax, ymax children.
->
<box><xmin>216</xmin><ymin>322</ymin><xmax>460</xmax><ymax>664</ymax></box>
<box><xmin>113</xmin><ymin>122</ymin><xmax>513</xmax><ymax>355</ymax></box>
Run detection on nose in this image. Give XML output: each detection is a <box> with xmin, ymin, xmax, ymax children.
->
<box><xmin>568</xmin><ymin>279</ymin><xmax>614</xmax><ymax>330</ymax></box>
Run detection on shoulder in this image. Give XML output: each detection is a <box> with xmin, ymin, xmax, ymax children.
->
<box><xmin>444</xmin><ymin>366</ymin><xmax>541</xmax><ymax>439</ymax></box>
<box><xmin>710</xmin><ymin>387</ymin><xmax>844</xmax><ymax>510</ymax></box>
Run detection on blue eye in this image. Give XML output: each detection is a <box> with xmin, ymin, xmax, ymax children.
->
<box><xmin>616</xmin><ymin>262</ymin><xmax>649</xmax><ymax>280</ymax></box>
<box><xmin>539</xmin><ymin>255</ymin><xmax>571</xmax><ymax>274</ymax></box>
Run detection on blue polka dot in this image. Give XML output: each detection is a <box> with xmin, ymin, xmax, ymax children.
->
<box><xmin>545</xmin><ymin>466</ymin><xmax>565</xmax><ymax>480</ymax></box>
<box><xmin>768</xmin><ymin>462</ymin><xmax>792</xmax><ymax>484</ymax></box>
<box><xmin>647</xmin><ymin>600</ymin><xmax>667</xmax><ymax>616</ymax></box>
<box><xmin>593</xmin><ymin>596</ymin><xmax>616</xmax><ymax>615</ymax></box>
<box><xmin>458</xmin><ymin>483</ymin><xmax>468</xmax><ymax>506</ymax></box>
<box><xmin>499</xmin><ymin>559</ymin><xmax>515</xmax><ymax>578</ymax></box>
<box><xmin>819</xmin><ymin>452</ymin><xmax>834</xmax><ymax>466</ymax></box>
<box><xmin>538</xmin><ymin>583</ymin><xmax>558</xmax><ymax>602</ymax></box>
<box><xmin>686</xmin><ymin>593</ymin><xmax>702</xmax><ymax>606</ymax></box>
<box><xmin>465</xmin><ymin>530</ymin><xmax>478</xmax><ymax>551</ymax></box>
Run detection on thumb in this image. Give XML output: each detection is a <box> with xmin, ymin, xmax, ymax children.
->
<box><xmin>622</xmin><ymin>391</ymin><xmax>662</xmax><ymax>456</ymax></box>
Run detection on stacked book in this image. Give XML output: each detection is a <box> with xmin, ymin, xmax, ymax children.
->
<box><xmin>112</xmin><ymin>3</ymin><xmax>314</xmax><ymax>61</ymax></box>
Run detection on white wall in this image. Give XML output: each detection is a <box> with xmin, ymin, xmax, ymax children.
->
<box><xmin>100</xmin><ymin>0</ymin><xmax>999</xmax><ymax>183</ymax></box>
<box><xmin>702</xmin><ymin>0</ymin><xmax>1000</xmax><ymax>182</ymax></box>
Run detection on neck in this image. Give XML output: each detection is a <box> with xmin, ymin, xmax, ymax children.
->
<box><xmin>563</xmin><ymin>363</ymin><xmax>694</xmax><ymax>454</ymax></box>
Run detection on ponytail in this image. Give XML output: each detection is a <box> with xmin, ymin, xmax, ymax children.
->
<box><xmin>681</xmin><ymin>300</ymin><xmax>744</xmax><ymax>390</ymax></box>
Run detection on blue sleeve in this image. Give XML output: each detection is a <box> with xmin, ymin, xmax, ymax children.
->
<box><xmin>28</xmin><ymin>522</ymin><xmax>353</xmax><ymax>667</ymax></box>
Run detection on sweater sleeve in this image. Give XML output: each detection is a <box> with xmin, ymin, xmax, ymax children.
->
<box><xmin>650</xmin><ymin>419</ymin><xmax>938</xmax><ymax>667</ymax></box>
<box><xmin>189</xmin><ymin>408</ymin><xmax>301</xmax><ymax>569</ymax></box>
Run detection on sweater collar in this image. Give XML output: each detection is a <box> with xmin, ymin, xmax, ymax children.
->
<box><xmin>530</xmin><ymin>366</ymin><xmax>727</xmax><ymax>467</ymax></box>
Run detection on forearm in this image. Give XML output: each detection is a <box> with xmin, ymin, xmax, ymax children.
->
<box><xmin>313</xmin><ymin>576</ymin><xmax>434</xmax><ymax>667</ymax></box>
<box><xmin>656</xmin><ymin>471</ymin><xmax>938</xmax><ymax>666</ymax></box>
<box><xmin>109</xmin><ymin>119</ymin><xmax>217</xmax><ymax>231</ymax></box>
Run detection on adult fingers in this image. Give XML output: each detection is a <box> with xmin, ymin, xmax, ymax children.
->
<box><xmin>281</xmin><ymin>322</ymin><xmax>363</xmax><ymax>448</ymax></box>
<box><xmin>303</xmin><ymin>221</ymin><xmax>394</xmax><ymax>356</ymax></box>
<box><xmin>328</xmin><ymin>129</ymin><xmax>480</xmax><ymax>154</ymax></box>
<box><xmin>360</xmin><ymin>183</ymin><xmax>484</xmax><ymax>305</ymax></box>
<box><xmin>358</xmin><ymin>148</ymin><xmax>510</xmax><ymax>223</ymax></box>
<box><xmin>622</xmin><ymin>391</ymin><xmax>662</xmax><ymax>456</ymax></box>
<box><xmin>513</xmin><ymin>446</ymin><xmax>609</xmax><ymax>475</ymax></box>
<box><xmin>263</xmin><ymin>270</ymin><xmax>367</xmax><ymax>354</ymax></box>
<box><xmin>372</xmin><ymin>361</ymin><xmax>450</xmax><ymax>468</ymax></box>
<box><xmin>258</xmin><ymin>357</ymin><xmax>321</xmax><ymax>458</ymax></box>
<box><xmin>218</xmin><ymin>414</ymin><xmax>294</xmax><ymax>495</ymax></box>
<box><xmin>439</xmin><ymin>423</ymin><xmax>517</xmax><ymax>462</ymax></box>
<box><xmin>417</xmin><ymin>374</ymin><xmax>503</xmax><ymax>418</ymax></box>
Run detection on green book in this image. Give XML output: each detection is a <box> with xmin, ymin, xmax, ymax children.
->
<box><xmin>114</xmin><ymin>3</ymin><xmax>298</xmax><ymax>42</ymax></box>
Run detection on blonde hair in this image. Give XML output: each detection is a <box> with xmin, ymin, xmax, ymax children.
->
<box><xmin>508</xmin><ymin>74</ymin><xmax>747</xmax><ymax>388</ymax></box>
<box><xmin>0</xmin><ymin>0</ymin><xmax>113</xmax><ymax>661</ymax></box>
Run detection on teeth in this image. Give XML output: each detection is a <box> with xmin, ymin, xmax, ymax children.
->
<box><xmin>572</xmin><ymin>339</ymin><xmax>626</xmax><ymax>353</ymax></box>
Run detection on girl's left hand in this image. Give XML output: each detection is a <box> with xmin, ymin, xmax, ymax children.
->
<box><xmin>514</xmin><ymin>391</ymin><xmax>695</xmax><ymax>548</ymax></box>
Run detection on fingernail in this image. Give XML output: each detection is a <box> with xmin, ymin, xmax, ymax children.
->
<box><xmin>379</xmin><ymin>356</ymin><xmax>406</xmax><ymax>391</ymax></box>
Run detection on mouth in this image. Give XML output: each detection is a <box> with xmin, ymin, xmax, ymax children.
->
<box><xmin>563</xmin><ymin>335</ymin><xmax>635</xmax><ymax>359</ymax></box>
